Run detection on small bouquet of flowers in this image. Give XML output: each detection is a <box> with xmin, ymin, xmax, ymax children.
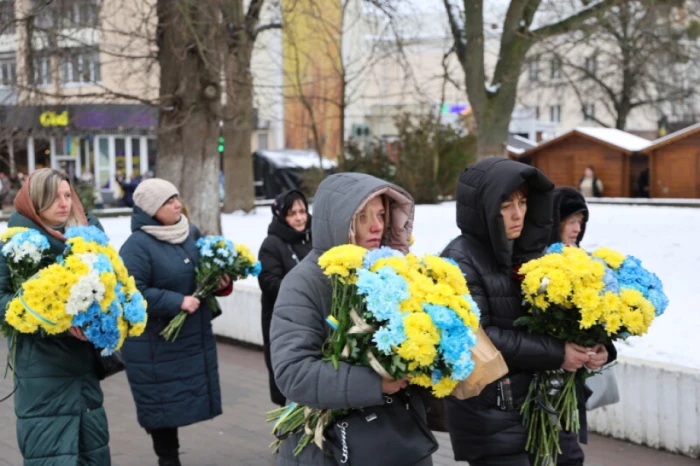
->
<box><xmin>0</xmin><ymin>227</ymin><xmax>52</xmax><ymax>291</ymax></box>
<box><xmin>516</xmin><ymin>243</ymin><xmax>667</xmax><ymax>465</ymax></box>
<box><xmin>160</xmin><ymin>235</ymin><xmax>261</xmax><ymax>341</ymax></box>
<box><xmin>3</xmin><ymin>226</ymin><xmax>148</xmax><ymax>356</ymax></box>
<box><xmin>267</xmin><ymin>245</ymin><xmax>482</xmax><ymax>456</ymax></box>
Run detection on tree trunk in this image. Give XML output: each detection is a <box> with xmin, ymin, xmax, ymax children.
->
<box><xmin>470</xmin><ymin>91</ymin><xmax>517</xmax><ymax>160</ymax></box>
<box><xmin>156</xmin><ymin>0</ymin><xmax>222</xmax><ymax>235</ymax></box>
<box><xmin>222</xmin><ymin>41</ymin><xmax>256</xmax><ymax>213</ymax></box>
<box><xmin>475</xmin><ymin>126</ymin><xmax>509</xmax><ymax>159</ymax></box>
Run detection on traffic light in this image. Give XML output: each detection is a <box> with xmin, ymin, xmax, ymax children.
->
<box><xmin>218</xmin><ymin>136</ymin><xmax>225</xmax><ymax>153</ymax></box>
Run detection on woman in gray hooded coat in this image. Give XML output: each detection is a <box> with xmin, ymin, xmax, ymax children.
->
<box><xmin>269</xmin><ymin>173</ymin><xmax>433</xmax><ymax>466</ymax></box>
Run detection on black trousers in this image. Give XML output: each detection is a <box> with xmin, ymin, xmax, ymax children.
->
<box><xmin>556</xmin><ymin>430</ymin><xmax>585</xmax><ymax>466</ymax></box>
<box><xmin>262</xmin><ymin>315</ymin><xmax>286</xmax><ymax>407</ymax></box>
<box><xmin>150</xmin><ymin>427</ymin><xmax>179</xmax><ymax>460</ymax></box>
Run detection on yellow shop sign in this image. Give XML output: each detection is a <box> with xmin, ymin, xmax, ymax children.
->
<box><xmin>39</xmin><ymin>110</ymin><xmax>69</xmax><ymax>127</ymax></box>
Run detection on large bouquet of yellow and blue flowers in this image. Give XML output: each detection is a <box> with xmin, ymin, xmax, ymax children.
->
<box><xmin>2</xmin><ymin>226</ymin><xmax>147</xmax><ymax>356</ymax></box>
<box><xmin>267</xmin><ymin>245</ymin><xmax>481</xmax><ymax>456</ymax></box>
<box><xmin>516</xmin><ymin>243</ymin><xmax>667</xmax><ymax>465</ymax></box>
<box><xmin>160</xmin><ymin>235</ymin><xmax>261</xmax><ymax>341</ymax></box>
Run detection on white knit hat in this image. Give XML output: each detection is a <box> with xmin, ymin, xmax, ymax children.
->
<box><xmin>133</xmin><ymin>178</ymin><xmax>180</xmax><ymax>217</ymax></box>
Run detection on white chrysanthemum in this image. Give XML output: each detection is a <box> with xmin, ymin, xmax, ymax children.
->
<box><xmin>75</xmin><ymin>252</ymin><xmax>99</xmax><ymax>267</ymax></box>
<box><xmin>66</xmin><ymin>267</ymin><xmax>106</xmax><ymax>315</ymax></box>
<box><xmin>5</xmin><ymin>242</ymin><xmax>43</xmax><ymax>264</ymax></box>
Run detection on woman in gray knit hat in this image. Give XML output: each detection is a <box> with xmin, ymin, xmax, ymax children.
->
<box><xmin>119</xmin><ymin>178</ymin><xmax>233</xmax><ymax>466</ymax></box>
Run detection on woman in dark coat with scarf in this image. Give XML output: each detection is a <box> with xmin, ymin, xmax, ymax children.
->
<box><xmin>258</xmin><ymin>190</ymin><xmax>311</xmax><ymax>406</ymax></box>
<box><xmin>0</xmin><ymin>168</ymin><xmax>110</xmax><ymax>465</ymax></box>
<box><xmin>440</xmin><ymin>159</ymin><xmax>593</xmax><ymax>466</ymax></box>
<box><xmin>549</xmin><ymin>186</ymin><xmax>617</xmax><ymax>466</ymax></box>
<box><xmin>120</xmin><ymin>179</ymin><xmax>232</xmax><ymax>466</ymax></box>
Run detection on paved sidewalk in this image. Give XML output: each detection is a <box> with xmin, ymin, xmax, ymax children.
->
<box><xmin>0</xmin><ymin>341</ymin><xmax>696</xmax><ymax>466</ymax></box>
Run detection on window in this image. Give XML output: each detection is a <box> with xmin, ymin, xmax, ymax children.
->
<box><xmin>550</xmin><ymin>58</ymin><xmax>562</xmax><ymax>80</ymax></box>
<box><xmin>549</xmin><ymin>105</ymin><xmax>561</xmax><ymax>123</ymax></box>
<box><xmin>257</xmin><ymin>132</ymin><xmax>268</xmax><ymax>151</ymax></box>
<box><xmin>583</xmin><ymin>104</ymin><xmax>595</xmax><ymax>122</ymax></box>
<box><xmin>0</xmin><ymin>57</ymin><xmax>16</xmax><ymax>86</ymax></box>
<box><xmin>34</xmin><ymin>0</ymin><xmax>98</xmax><ymax>29</ymax></box>
<box><xmin>585</xmin><ymin>56</ymin><xmax>597</xmax><ymax>76</ymax></box>
<box><xmin>0</xmin><ymin>1</ymin><xmax>15</xmax><ymax>35</ymax></box>
<box><xmin>61</xmin><ymin>50</ymin><xmax>100</xmax><ymax>84</ymax></box>
<box><xmin>61</xmin><ymin>0</ymin><xmax>99</xmax><ymax>27</ymax></box>
<box><xmin>33</xmin><ymin>56</ymin><xmax>52</xmax><ymax>86</ymax></box>
<box><xmin>528</xmin><ymin>60</ymin><xmax>539</xmax><ymax>81</ymax></box>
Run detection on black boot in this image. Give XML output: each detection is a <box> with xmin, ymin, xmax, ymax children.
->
<box><xmin>150</xmin><ymin>428</ymin><xmax>181</xmax><ymax>466</ymax></box>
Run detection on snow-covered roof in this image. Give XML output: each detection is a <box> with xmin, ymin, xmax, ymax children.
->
<box><xmin>575</xmin><ymin>127</ymin><xmax>651</xmax><ymax>152</ymax></box>
<box><xmin>644</xmin><ymin>122</ymin><xmax>700</xmax><ymax>152</ymax></box>
<box><xmin>256</xmin><ymin>150</ymin><xmax>337</xmax><ymax>170</ymax></box>
<box><xmin>506</xmin><ymin>145</ymin><xmax>525</xmax><ymax>155</ymax></box>
<box><xmin>523</xmin><ymin>127</ymin><xmax>651</xmax><ymax>156</ymax></box>
<box><xmin>507</xmin><ymin>135</ymin><xmax>536</xmax><ymax>151</ymax></box>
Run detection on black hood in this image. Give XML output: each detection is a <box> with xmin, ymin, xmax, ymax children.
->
<box><xmin>271</xmin><ymin>189</ymin><xmax>308</xmax><ymax>222</ymax></box>
<box><xmin>456</xmin><ymin>158</ymin><xmax>554</xmax><ymax>268</ymax></box>
<box><xmin>549</xmin><ymin>186</ymin><xmax>588</xmax><ymax>246</ymax></box>
<box><xmin>267</xmin><ymin>214</ymin><xmax>312</xmax><ymax>244</ymax></box>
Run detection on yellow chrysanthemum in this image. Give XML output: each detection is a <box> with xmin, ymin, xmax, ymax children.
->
<box><xmin>128</xmin><ymin>320</ymin><xmax>147</xmax><ymax>337</ymax></box>
<box><xmin>409</xmin><ymin>373</ymin><xmax>432</xmax><ymax>388</ymax></box>
<box><xmin>422</xmin><ymin>255</ymin><xmax>469</xmax><ymax>296</ymax></box>
<box><xmin>397</xmin><ymin>340</ymin><xmax>437</xmax><ymax>366</ymax></box>
<box><xmin>318</xmin><ymin>245</ymin><xmax>366</xmax><ymax>278</ymax></box>
<box><xmin>0</xmin><ymin>227</ymin><xmax>29</xmax><ymax>242</ymax></box>
<box><xmin>592</xmin><ymin>247</ymin><xmax>626</xmax><ymax>269</ymax></box>
<box><xmin>432</xmin><ymin>377</ymin><xmax>459</xmax><ymax>398</ymax></box>
<box><xmin>603</xmin><ymin>312</ymin><xmax>622</xmax><ymax>335</ymax></box>
<box><xmin>372</xmin><ymin>256</ymin><xmax>411</xmax><ymax>278</ymax></box>
<box><xmin>235</xmin><ymin>243</ymin><xmax>257</xmax><ymax>264</ymax></box>
<box><xmin>619</xmin><ymin>289</ymin><xmax>654</xmax><ymax>335</ymax></box>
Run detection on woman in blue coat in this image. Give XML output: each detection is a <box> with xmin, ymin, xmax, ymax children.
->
<box><xmin>120</xmin><ymin>179</ymin><xmax>232</xmax><ymax>466</ymax></box>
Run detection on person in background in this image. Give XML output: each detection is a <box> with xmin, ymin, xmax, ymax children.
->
<box><xmin>120</xmin><ymin>179</ymin><xmax>232</xmax><ymax>466</ymax></box>
<box><xmin>0</xmin><ymin>168</ymin><xmax>110</xmax><ymax>465</ymax></box>
<box><xmin>578</xmin><ymin>166</ymin><xmax>603</xmax><ymax>198</ymax></box>
<box><xmin>636</xmin><ymin>168</ymin><xmax>650</xmax><ymax>198</ymax></box>
<box><xmin>116</xmin><ymin>173</ymin><xmax>142</xmax><ymax>207</ymax></box>
<box><xmin>258</xmin><ymin>190</ymin><xmax>312</xmax><ymax>406</ymax></box>
<box><xmin>0</xmin><ymin>171</ymin><xmax>12</xmax><ymax>211</ymax></box>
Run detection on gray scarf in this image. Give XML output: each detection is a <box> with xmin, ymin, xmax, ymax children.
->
<box><xmin>141</xmin><ymin>215</ymin><xmax>190</xmax><ymax>245</ymax></box>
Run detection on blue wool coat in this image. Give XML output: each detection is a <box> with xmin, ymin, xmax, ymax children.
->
<box><xmin>119</xmin><ymin>206</ymin><xmax>222</xmax><ymax>430</ymax></box>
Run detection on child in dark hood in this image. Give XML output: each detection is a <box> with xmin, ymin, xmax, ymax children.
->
<box><xmin>441</xmin><ymin>159</ymin><xmax>593</xmax><ymax>466</ymax></box>
<box><xmin>258</xmin><ymin>190</ymin><xmax>312</xmax><ymax>406</ymax></box>
<box><xmin>550</xmin><ymin>187</ymin><xmax>588</xmax><ymax>246</ymax></box>
<box><xmin>549</xmin><ymin>186</ymin><xmax>617</xmax><ymax>466</ymax></box>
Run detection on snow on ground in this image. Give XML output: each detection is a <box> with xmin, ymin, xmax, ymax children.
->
<box><xmin>2</xmin><ymin>202</ymin><xmax>698</xmax><ymax>369</ymax></box>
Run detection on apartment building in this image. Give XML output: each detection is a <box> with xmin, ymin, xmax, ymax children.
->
<box><xmin>0</xmin><ymin>0</ymin><xmax>281</xmax><ymax>199</ymax></box>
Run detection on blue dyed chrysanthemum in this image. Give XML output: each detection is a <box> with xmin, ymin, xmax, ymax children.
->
<box><xmin>65</xmin><ymin>226</ymin><xmax>110</xmax><ymax>246</ymax></box>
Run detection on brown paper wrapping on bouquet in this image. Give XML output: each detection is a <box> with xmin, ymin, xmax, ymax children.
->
<box><xmin>451</xmin><ymin>327</ymin><xmax>508</xmax><ymax>400</ymax></box>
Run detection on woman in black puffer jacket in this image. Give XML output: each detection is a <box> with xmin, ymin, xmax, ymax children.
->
<box><xmin>441</xmin><ymin>159</ymin><xmax>592</xmax><ymax>466</ymax></box>
<box><xmin>258</xmin><ymin>190</ymin><xmax>312</xmax><ymax>406</ymax></box>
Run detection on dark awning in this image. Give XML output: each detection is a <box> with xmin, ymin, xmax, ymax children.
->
<box><xmin>0</xmin><ymin>104</ymin><xmax>158</xmax><ymax>136</ymax></box>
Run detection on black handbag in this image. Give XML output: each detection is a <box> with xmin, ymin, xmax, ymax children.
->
<box><xmin>94</xmin><ymin>349</ymin><xmax>126</xmax><ymax>381</ymax></box>
<box><xmin>324</xmin><ymin>390</ymin><xmax>438</xmax><ymax>466</ymax></box>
